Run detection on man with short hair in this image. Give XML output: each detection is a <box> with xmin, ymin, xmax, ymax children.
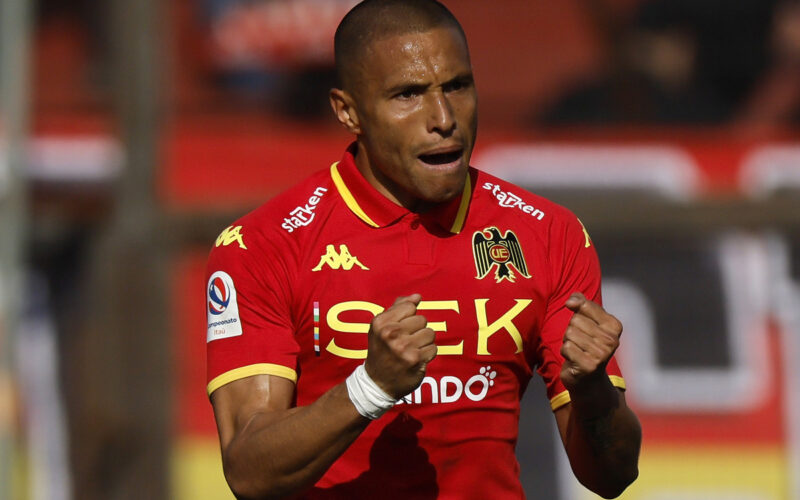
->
<box><xmin>205</xmin><ymin>1</ymin><xmax>641</xmax><ymax>498</ymax></box>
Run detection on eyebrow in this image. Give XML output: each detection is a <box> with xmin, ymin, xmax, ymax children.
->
<box><xmin>446</xmin><ymin>72</ymin><xmax>474</xmax><ymax>86</ymax></box>
<box><xmin>384</xmin><ymin>71</ymin><xmax>474</xmax><ymax>97</ymax></box>
<box><xmin>385</xmin><ymin>82</ymin><xmax>429</xmax><ymax>96</ymax></box>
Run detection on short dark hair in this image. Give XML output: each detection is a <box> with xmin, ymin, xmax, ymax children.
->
<box><xmin>334</xmin><ymin>0</ymin><xmax>467</xmax><ymax>92</ymax></box>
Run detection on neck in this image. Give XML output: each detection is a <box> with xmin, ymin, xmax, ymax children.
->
<box><xmin>353</xmin><ymin>143</ymin><xmax>431</xmax><ymax>213</ymax></box>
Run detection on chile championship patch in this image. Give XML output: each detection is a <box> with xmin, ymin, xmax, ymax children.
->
<box><xmin>472</xmin><ymin>227</ymin><xmax>531</xmax><ymax>283</ymax></box>
<box><xmin>207</xmin><ymin>270</ymin><xmax>243</xmax><ymax>342</ymax></box>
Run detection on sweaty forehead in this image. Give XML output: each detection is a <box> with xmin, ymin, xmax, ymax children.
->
<box><xmin>349</xmin><ymin>27</ymin><xmax>470</xmax><ymax>93</ymax></box>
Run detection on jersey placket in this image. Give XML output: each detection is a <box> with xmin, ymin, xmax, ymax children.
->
<box><xmin>404</xmin><ymin>214</ymin><xmax>436</xmax><ymax>265</ymax></box>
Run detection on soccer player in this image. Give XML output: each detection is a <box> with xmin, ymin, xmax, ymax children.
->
<box><xmin>205</xmin><ymin>0</ymin><xmax>642</xmax><ymax>498</ymax></box>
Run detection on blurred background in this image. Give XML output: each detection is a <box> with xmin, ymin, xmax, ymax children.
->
<box><xmin>1</xmin><ymin>0</ymin><xmax>799</xmax><ymax>498</ymax></box>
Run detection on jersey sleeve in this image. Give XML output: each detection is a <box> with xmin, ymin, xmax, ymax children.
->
<box><xmin>534</xmin><ymin>215</ymin><xmax>625</xmax><ymax>411</ymax></box>
<box><xmin>205</xmin><ymin>223</ymin><xmax>300</xmax><ymax>396</ymax></box>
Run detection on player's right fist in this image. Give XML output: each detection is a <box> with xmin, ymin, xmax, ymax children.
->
<box><xmin>364</xmin><ymin>294</ymin><xmax>437</xmax><ymax>399</ymax></box>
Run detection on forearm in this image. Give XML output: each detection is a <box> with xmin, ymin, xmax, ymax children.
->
<box><xmin>562</xmin><ymin>377</ymin><xmax>641</xmax><ymax>499</ymax></box>
<box><xmin>215</xmin><ymin>294</ymin><xmax>434</xmax><ymax>499</ymax></box>
<box><xmin>223</xmin><ymin>382</ymin><xmax>369</xmax><ymax>499</ymax></box>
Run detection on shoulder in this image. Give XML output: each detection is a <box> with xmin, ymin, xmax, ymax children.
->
<box><xmin>208</xmin><ymin>167</ymin><xmax>338</xmax><ymax>266</ymax></box>
<box><xmin>471</xmin><ymin>171</ymin><xmax>599</xmax><ymax>298</ymax></box>
<box><xmin>243</xmin><ymin>168</ymin><xmax>336</xmax><ymax>236</ymax></box>
<box><xmin>470</xmin><ymin>169</ymin><xmax>594</xmax><ymax>274</ymax></box>
<box><xmin>225</xmin><ymin>167</ymin><xmax>337</xmax><ymax>240</ymax></box>
<box><xmin>471</xmin><ymin>169</ymin><xmax>581</xmax><ymax>231</ymax></box>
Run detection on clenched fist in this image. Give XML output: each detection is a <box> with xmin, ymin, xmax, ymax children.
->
<box><xmin>560</xmin><ymin>292</ymin><xmax>623</xmax><ymax>391</ymax></box>
<box><xmin>364</xmin><ymin>294</ymin><xmax>437</xmax><ymax>399</ymax></box>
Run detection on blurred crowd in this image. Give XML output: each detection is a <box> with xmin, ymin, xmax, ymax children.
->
<box><xmin>198</xmin><ymin>0</ymin><xmax>800</xmax><ymax>129</ymax></box>
<box><xmin>538</xmin><ymin>0</ymin><xmax>800</xmax><ymax>131</ymax></box>
<box><xmin>33</xmin><ymin>0</ymin><xmax>800</xmax><ymax>130</ymax></box>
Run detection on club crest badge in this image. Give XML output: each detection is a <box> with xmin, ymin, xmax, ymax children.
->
<box><xmin>472</xmin><ymin>227</ymin><xmax>531</xmax><ymax>283</ymax></box>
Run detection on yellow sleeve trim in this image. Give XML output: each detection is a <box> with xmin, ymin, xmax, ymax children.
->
<box><xmin>206</xmin><ymin>363</ymin><xmax>297</xmax><ymax>396</ymax></box>
<box><xmin>549</xmin><ymin>375</ymin><xmax>627</xmax><ymax>411</ymax></box>
<box><xmin>449</xmin><ymin>173</ymin><xmax>472</xmax><ymax>234</ymax></box>
<box><xmin>550</xmin><ymin>391</ymin><xmax>572</xmax><ymax>411</ymax></box>
<box><xmin>608</xmin><ymin>375</ymin><xmax>626</xmax><ymax>390</ymax></box>
<box><xmin>330</xmin><ymin>162</ymin><xmax>379</xmax><ymax>228</ymax></box>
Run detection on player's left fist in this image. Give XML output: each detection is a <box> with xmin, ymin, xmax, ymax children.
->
<box><xmin>559</xmin><ymin>292</ymin><xmax>622</xmax><ymax>391</ymax></box>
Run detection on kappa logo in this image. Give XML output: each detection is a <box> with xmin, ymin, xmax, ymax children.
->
<box><xmin>282</xmin><ymin>187</ymin><xmax>327</xmax><ymax>233</ymax></box>
<box><xmin>312</xmin><ymin>244</ymin><xmax>369</xmax><ymax>271</ymax></box>
<box><xmin>482</xmin><ymin>182</ymin><xmax>545</xmax><ymax>220</ymax></box>
<box><xmin>216</xmin><ymin>225</ymin><xmax>247</xmax><ymax>249</ymax></box>
<box><xmin>473</xmin><ymin>227</ymin><xmax>531</xmax><ymax>283</ymax></box>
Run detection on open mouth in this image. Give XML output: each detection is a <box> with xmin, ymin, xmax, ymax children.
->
<box><xmin>418</xmin><ymin>149</ymin><xmax>463</xmax><ymax>166</ymax></box>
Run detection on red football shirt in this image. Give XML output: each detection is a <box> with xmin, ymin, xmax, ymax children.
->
<box><xmin>206</xmin><ymin>144</ymin><xmax>626</xmax><ymax>499</ymax></box>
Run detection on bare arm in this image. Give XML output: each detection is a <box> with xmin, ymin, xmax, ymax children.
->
<box><xmin>210</xmin><ymin>294</ymin><xmax>436</xmax><ymax>499</ymax></box>
<box><xmin>553</xmin><ymin>293</ymin><xmax>641</xmax><ymax>499</ymax></box>
<box><xmin>212</xmin><ymin>374</ymin><xmax>367</xmax><ymax>499</ymax></box>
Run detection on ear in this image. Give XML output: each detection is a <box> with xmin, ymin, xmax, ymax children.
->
<box><xmin>329</xmin><ymin>88</ymin><xmax>362</xmax><ymax>135</ymax></box>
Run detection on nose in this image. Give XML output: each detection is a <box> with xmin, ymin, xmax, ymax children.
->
<box><xmin>427</xmin><ymin>91</ymin><xmax>455</xmax><ymax>136</ymax></box>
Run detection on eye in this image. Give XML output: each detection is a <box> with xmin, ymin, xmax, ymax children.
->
<box><xmin>444</xmin><ymin>76</ymin><xmax>472</xmax><ymax>93</ymax></box>
<box><xmin>445</xmin><ymin>80</ymin><xmax>463</xmax><ymax>92</ymax></box>
<box><xmin>396</xmin><ymin>88</ymin><xmax>419</xmax><ymax>99</ymax></box>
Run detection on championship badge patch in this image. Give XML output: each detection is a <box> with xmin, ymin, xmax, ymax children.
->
<box><xmin>206</xmin><ymin>270</ymin><xmax>243</xmax><ymax>342</ymax></box>
<box><xmin>472</xmin><ymin>227</ymin><xmax>531</xmax><ymax>283</ymax></box>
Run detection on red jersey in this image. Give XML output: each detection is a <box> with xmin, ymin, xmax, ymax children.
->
<box><xmin>205</xmin><ymin>145</ymin><xmax>626</xmax><ymax>499</ymax></box>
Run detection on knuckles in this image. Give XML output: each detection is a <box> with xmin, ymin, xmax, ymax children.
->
<box><xmin>603</xmin><ymin>334</ymin><xmax>620</xmax><ymax>351</ymax></box>
<box><xmin>559</xmin><ymin>339</ymin><xmax>575</xmax><ymax>359</ymax></box>
<box><xmin>596</xmin><ymin>330</ymin><xmax>621</xmax><ymax>354</ymax></box>
<box><xmin>405</xmin><ymin>314</ymin><xmax>428</xmax><ymax>331</ymax></box>
<box><xmin>561</xmin><ymin>304</ymin><xmax>623</xmax><ymax>383</ymax></box>
<box><xmin>374</xmin><ymin>322</ymin><xmax>403</xmax><ymax>341</ymax></box>
<box><xmin>371</xmin><ymin>311</ymin><xmax>428</xmax><ymax>340</ymax></box>
<box><xmin>596</xmin><ymin>314</ymin><xmax>623</xmax><ymax>337</ymax></box>
<box><xmin>563</xmin><ymin>324</ymin><xmax>580</xmax><ymax>340</ymax></box>
<box><xmin>401</xmin><ymin>350</ymin><xmax>422</xmax><ymax>366</ymax></box>
<box><xmin>371</xmin><ymin>313</ymin><xmax>390</xmax><ymax>332</ymax></box>
<box><xmin>607</xmin><ymin>317</ymin><xmax>623</xmax><ymax>335</ymax></box>
<box><xmin>365</xmin><ymin>301</ymin><xmax>435</xmax><ymax>395</ymax></box>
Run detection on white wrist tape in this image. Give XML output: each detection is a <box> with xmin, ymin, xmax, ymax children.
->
<box><xmin>346</xmin><ymin>364</ymin><xmax>397</xmax><ymax>420</ymax></box>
